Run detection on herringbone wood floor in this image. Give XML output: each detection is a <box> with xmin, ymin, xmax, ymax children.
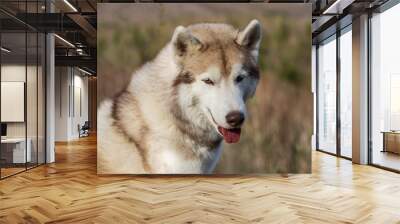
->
<box><xmin>1</xmin><ymin>135</ymin><xmax>400</xmax><ymax>224</ymax></box>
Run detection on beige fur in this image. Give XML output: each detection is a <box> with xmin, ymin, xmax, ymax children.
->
<box><xmin>98</xmin><ymin>20</ymin><xmax>262</xmax><ymax>174</ymax></box>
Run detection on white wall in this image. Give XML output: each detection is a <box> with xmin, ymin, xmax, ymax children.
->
<box><xmin>1</xmin><ymin>63</ymin><xmax>46</xmax><ymax>164</ymax></box>
<box><xmin>72</xmin><ymin>73</ymin><xmax>89</xmax><ymax>138</ymax></box>
<box><xmin>1</xmin><ymin>65</ymin><xmax>38</xmax><ymax>138</ymax></box>
<box><xmin>55</xmin><ymin>67</ymin><xmax>70</xmax><ymax>141</ymax></box>
<box><xmin>1</xmin><ymin>65</ymin><xmax>26</xmax><ymax>145</ymax></box>
<box><xmin>55</xmin><ymin>67</ymin><xmax>89</xmax><ymax>141</ymax></box>
<box><xmin>1</xmin><ymin>65</ymin><xmax>26</xmax><ymax>137</ymax></box>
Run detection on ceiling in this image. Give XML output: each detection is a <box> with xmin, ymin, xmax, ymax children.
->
<box><xmin>0</xmin><ymin>0</ymin><xmax>97</xmax><ymax>74</ymax></box>
<box><xmin>310</xmin><ymin>0</ymin><xmax>390</xmax><ymax>41</ymax></box>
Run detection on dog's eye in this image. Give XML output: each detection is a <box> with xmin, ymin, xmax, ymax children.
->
<box><xmin>202</xmin><ymin>78</ymin><xmax>214</xmax><ymax>85</ymax></box>
<box><xmin>235</xmin><ymin>75</ymin><xmax>245</xmax><ymax>83</ymax></box>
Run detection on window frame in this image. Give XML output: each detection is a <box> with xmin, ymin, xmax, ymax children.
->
<box><xmin>315</xmin><ymin>21</ymin><xmax>353</xmax><ymax>160</ymax></box>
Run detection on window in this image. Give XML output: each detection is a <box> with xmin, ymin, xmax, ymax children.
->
<box><xmin>370</xmin><ymin>2</ymin><xmax>400</xmax><ymax>171</ymax></box>
<box><xmin>339</xmin><ymin>26</ymin><xmax>352</xmax><ymax>158</ymax></box>
<box><xmin>317</xmin><ymin>35</ymin><xmax>337</xmax><ymax>154</ymax></box>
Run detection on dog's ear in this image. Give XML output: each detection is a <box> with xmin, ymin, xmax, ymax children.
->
<box><xmin>236</xmin><ymin>20</ymin><xmax>262</xmax><ymax>52</ymax></box>
<box><xmin>172</xmin><ymin>26</ymin><xmax>203</xmax><ymax>57</ymax></box>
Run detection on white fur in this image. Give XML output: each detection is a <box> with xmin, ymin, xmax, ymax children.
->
<box><xmin>98</xmin><ymin>45</ymin><xmax>223</xmax><ymax>174</ymax></box>
<box><xmin>98</xmin><ymin>21</ymin><xmax>261</xmax><ymax>174</ymax></box>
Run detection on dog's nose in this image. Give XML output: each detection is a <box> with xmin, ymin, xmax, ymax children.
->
<box><xmin>225</xmin><ymin>111</ymin><xmax>245</xmax><ymax>127</ymax></box>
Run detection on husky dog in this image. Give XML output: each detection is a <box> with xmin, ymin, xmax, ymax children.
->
<box><xmin>98</xmin><ymin>20</ymin><xmax>261</xmax><ymax>174</ymax></box>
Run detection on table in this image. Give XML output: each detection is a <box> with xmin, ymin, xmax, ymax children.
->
<box><xmin>1</xmin><ymin>138</ymin><xmax>31</xmax><ymax>163</ymax></box>
<box><xmin>382</xmin><ymin>131</ymin><xmax>400</xmax><ymax>154</ymax></box>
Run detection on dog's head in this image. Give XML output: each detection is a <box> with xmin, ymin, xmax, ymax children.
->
<box><xmin>171</xmin><ymin>20</ymin><xmax>261</xmax><ymax>144</ymax></box>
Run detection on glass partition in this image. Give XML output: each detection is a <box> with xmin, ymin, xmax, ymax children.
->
<box><xmin>1</xmin><ymin>30</ymin><xmax>28</xmax><ymax>177</ymax></box>
<box><xmin>0</xmin><ymin>2</ymin><xmax>46</xmax><ymax>179</ymax></box>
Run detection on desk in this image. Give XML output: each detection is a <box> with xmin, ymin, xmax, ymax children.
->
<box><xmin>382</xmin><ymin>131</ymin><xmax>400</xmax><ymax>154</ymax></box>
<box><xmin>1</xmin><ymin>138</ymin><xmax>31</xmax><ymax>163</ymax></box>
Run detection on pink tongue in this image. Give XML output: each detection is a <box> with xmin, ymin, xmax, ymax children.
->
<box><xmin>218</xmin><ymin>127</ymin><xmax>241</xmax><ymax>143</ymax></box>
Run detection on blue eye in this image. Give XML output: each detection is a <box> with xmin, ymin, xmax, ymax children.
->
<box><xmin>202</xmin><ymin>78</ymin><xmax>214</xmax><ymax>85</ymax></box>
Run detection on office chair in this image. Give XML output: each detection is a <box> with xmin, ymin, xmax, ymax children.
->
<box><xmin>79</xmin><ymin>121</ymin><xmax>90</xmax><ymax>138</ymax></box>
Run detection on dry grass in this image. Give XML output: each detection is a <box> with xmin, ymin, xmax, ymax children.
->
<box><xmin>98</xmin><ymin>3</ymin><xmax>311</xmax><ymax>173</ymax></box>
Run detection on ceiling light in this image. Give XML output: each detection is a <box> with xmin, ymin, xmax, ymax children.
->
<box><xmin>76</xmin><ymin>48</ymin><xmax>86</xmax><ymax>55</ymax></box>
<box><xmin>63</xmin><ymin>0</ymin><xmax>78</xmax><ymax>12</ymax></box>
<box><xmin>78</xmin><ymin>67</ymin><xmax>93</xmax><ymax>76</ymax></box>
<box><xmin>54</xmin><ymin>34</ymin><xmax>75</xmax><ymax>48</ymax></box>
<box><xmin>1</xmin><ymin>47</ymin><xmax>11</xmax><ymax>53</ymax></box>
<box><xmin>323</xmin><ymin>0</ymin><xmax>355</xmax><ymax>15</ymax></box>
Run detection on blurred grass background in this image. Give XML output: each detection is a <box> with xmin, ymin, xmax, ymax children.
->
<box><xmin>98</xmin><ymin>3</ymin><xmax>312</xmax><ymax>173</ymax></box>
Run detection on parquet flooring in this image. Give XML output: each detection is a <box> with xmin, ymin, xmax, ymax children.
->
<box><xmin>0</xmin><ymin>167</ymin><xmax>26</xmax><ymax>178</ymax></box>
<box><xmin>0</xmin><ymin>135</ymin><xmax>400</xmax><ymax>223</ymax></box>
